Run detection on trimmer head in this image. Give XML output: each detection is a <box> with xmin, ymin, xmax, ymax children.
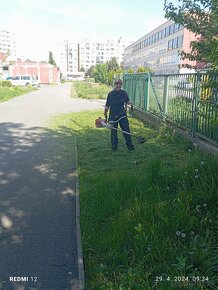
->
<box><xmin>95</xmin><ymin>117</ymin><xmax>106</xmax><ymax>128</ymax></box>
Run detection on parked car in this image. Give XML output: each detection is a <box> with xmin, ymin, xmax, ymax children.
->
<box><xmin>11</xmin><ymin>75</ymin><xmax>39</xmax><ymax>87</ymax></box>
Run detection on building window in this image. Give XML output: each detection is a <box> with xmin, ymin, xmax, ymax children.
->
<box><xmin>149</xmin><ymin>36</ymin><xmax>152</xmax><ymax>45</ymax></box>
<box><xmin>172</xmin><ymin>38</ymin><xmax>177</xmax><ymax>49</ymax></box>
<box><xmin>161</xmin><ymin>29</ymin><xmax>166</xmax><ymax>39</ymax></box>
<box><xmin>154</xmin><ymin>33</ymin><xmax>157</xmax><ymax>42</ymax></box>
<box><xmin>168</xmin><ymin>39</ymin><xmax>173</xmax><ymax>50</ymax></box>
<box><xmin>177</xmin><ymin>35</ymin><xmax>183</xmax><ymax>47</ymax></box>
<box><xmin>178</xmin><ymin>24</ymin><xmax>183</xmax><ymax>30</ymax></box>
<box><xmin>169</xmin><ymin>24</ymin><xmax>175</xmax><ymax>35</ymax></box>
<box><xmin>174</xmin><ymin>23</ymin><xmax>179</xmax><ymax>32</ymax></box>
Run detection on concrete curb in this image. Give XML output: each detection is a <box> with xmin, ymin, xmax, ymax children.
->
<box><xmin>74</xmin><ymin>136</ymin><xmax>85</xmax><ymax>290</ymax></box>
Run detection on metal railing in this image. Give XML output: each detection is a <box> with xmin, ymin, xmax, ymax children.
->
<box><xmin>122</xmin><ymin>73</ymin><xmax>218</xmax><ymax>144</ymax></box>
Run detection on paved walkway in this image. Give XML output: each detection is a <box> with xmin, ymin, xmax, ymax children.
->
<box><xmin>0</xmin><ymin>84</ymin><xmax>104</xmax><ymax>290</ymax></box>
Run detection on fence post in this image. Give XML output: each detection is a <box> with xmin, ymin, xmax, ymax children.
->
<box><xmin>192</xmin><ymin>73</ymin><xmax>200</xmax><ymax>137</ymax></box>
<box><xmin>145</xmin><ymin>74</ymin><xmax>149</xmax><ymax>111</ymax></box>
<box><xmin>163</xmin><ymin>75</ymin><xmax>169</xmax><ymax>115</ymax></box>
<box><xmin>133</xmin><ymin>75</ymin><xmax>136</xmax><ymax>105</ymax></box>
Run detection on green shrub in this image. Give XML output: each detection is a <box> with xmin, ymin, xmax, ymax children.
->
<box><xmin>0</xmin><ymin>86</ymin><xmax>36</xmax><ymax>102</ymax></box>
<box><xmin>72</xmin><ymin>81</ymin><xmax>111</xmax><ymax>99</ymax></box>
<box><xmin>0</xmin><ymin>80</ymin><xmax>12</xmax><ymax>87</ymax></box>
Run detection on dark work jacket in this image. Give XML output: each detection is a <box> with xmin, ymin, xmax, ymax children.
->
<box><xmin>105</xmin><ymin>89</ymin><xmax>129</xmax><ymax>120</ymax></box>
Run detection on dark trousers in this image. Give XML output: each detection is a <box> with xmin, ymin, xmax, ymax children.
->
<box><xmin>109</xmin><ymin>115</ymin><xmax>134</xmax><ymax>150</ymax></box>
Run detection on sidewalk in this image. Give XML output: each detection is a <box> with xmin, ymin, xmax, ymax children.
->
<box><xmin>0</xmin><ymin>84</ymin><xmax>102</xmax><ymax>289</ymax></box>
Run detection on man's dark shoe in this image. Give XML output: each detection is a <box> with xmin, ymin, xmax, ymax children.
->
<box><xmin>128</xmin><ymin>145</ymin><xmax>135</xmax><ymax>151</ymax></box>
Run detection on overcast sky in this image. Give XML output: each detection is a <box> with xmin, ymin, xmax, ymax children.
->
<box><xmin>0</xmin><ymin>0</ymin><xmax>169</xmax><ymax>61</ymax></box>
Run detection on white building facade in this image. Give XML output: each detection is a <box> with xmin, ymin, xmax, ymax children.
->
<box><xmin>124</xmin><ymin>20</ymin><xmax>200</xmax><ymax>74</ymax></box>
<box><xmin>56</xmin><ymin>38</ymin><xmax>133</xmax><ymax>78</ymax></box>
<box><xmin>0</xmin><ymin>29</ymin><xmax>16</xmax><ymax>58</ymax></box>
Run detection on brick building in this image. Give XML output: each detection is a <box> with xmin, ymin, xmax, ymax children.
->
<box><xmin>8</xmin><ymin>60</ymin><xmax>60</xmax><ymax>84</ymax></box>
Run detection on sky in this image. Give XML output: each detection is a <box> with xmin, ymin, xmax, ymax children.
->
<box><xmin>0</xmin><ymin>0</ymin><xmax>169</xmax><ymax>61</ymax></box>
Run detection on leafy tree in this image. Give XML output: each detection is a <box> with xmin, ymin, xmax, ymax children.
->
<box><xmin>106</xmin><ymin>57</ymin><xmax>119</xmax><ymax>72</ymax></box>
<box><xmin>127</xmin><ymin>68</ymin><xmax>134</xmax><ymax>73</ymax></box>
<box><xmin>120</xmin><ymin>62</ymin><xmax>124</xmax><ymax>71</ymax></box>
<box><xmin>48</xmin><ymin>51</ymin><xmax>57</xmax><ymax>67</ymax></box>
<box><xmin>85</xmin><ymin>65</ymin><xmax>95</xmax><ymax>78</ymax></box>
<box><xmin>108</xmin><ymin>70</ymin><xmax>116</xmax><ymax>86</ymax></box>
<box><xmin>164</xmin><ymin>0</ymin><xmax>218</xmax><ymax>71</ymax></box>
<box><xmin>93</xmin><ymin>63</ymin><xmax>108</xmax><ymax>84</ymax></box>
<box><xmin>136</xmin><ymin>66</ymin><xmax>153</xmax><ymax>73</ymax></box>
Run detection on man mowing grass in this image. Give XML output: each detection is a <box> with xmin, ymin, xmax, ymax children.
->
<box><xmin>104</xmin><ymin>79</ymin><xmax>135</xmax><ymax>151</ymax></box>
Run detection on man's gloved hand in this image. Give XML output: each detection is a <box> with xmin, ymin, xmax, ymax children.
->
<box><xmin>130</xmin><ymin>104</ymin><xmax>134</xmax><ymax>112</ymax></box>
<box><xmin>104</xmin><ymin>106</ymin><xmax>109</xmax><ymax>120</ymax></box>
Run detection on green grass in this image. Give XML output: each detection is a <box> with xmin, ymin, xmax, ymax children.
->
<box><xmin>51</xmin><ymin>110</ymin><xmax>218</xmax><ymax>290</ymax></box>
<box><xmin>0</xmin><ymin>86</ymin><xmax>36</xmax><ymax>102</ymax></box>
<box><xmin>72</xmin><ymin>81</ymin><xmax>111</xmax><ymax>99</ymax></box>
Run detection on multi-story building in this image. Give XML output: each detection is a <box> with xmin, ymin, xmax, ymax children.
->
<box><xmin>123</xmin><ymin>20</ymin><xmax>202</xmax><ymax>74</ymax></box>
<box><xmin>57</xmin><ymin>40</ymin><xmax>79</xmax><ymax>77</ymax></box>
<box><xmin>0</xmin><ymin>29</ymin><xmax>16</xmax><ymax>58</ymax></box>
<box><xmin>78</xmin><ymin>38</ymin><xmax>133</xmax><ymax>71</ymax></box>
<box><xmin>56</xmin><ymin>38</ymin><xmax>133</xmax><ymax>78</ymax></box>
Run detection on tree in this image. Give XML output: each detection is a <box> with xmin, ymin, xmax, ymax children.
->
<box><xmin>48</xmin><ymin>51</ymin><xmax>57</xmax><ymax>67</ymax></box>
<box><xmin>108</xmin><ymin>70</ymin><xmax>116</xmax><ymax>86</ymax></box>
<box><xmin>106</xmin><ymin>57</ymin><xmax>119</xmax><ymax>72</ymax></box>
<box><xmin>120</xmin><ymin>62</ymin><xmax>124</xmax><ymax>71</ymax></box>
<box><xmin>79</xmin><ymin>67</ymin><xmax>85</xmax><ymax>72</ymax></box>
<box><xmin>136</xmin><ymin>66</ymin><xmax>153</xmax><ymax>73</ymax></box>
<box><xmin>93</xmin><ymin>63</ymin><xmax>108</xmax><ymax>84</ymax></box>
<box><xmin>85</xmin><ymin>65</ymin><xmax>95</xmax><ymax>78</ymax></box>
<box><xmin>127</xmin><ymin>68</ymin><xmax>134</xmax><ymax>73</ymax></box>
<box><xmin>164</xmin><ymin>0</ymin><xmax>218</xmax><ymax>71</ymax></box>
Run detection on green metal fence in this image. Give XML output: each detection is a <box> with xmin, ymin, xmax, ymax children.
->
<box><xmin>123</xmin><ymin>73</ymin><xmax>218</xmax><ymax>144</ymax></box>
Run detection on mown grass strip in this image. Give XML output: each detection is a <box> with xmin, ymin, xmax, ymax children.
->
<box><xmin>72</xmin><ymin>81</ymin><xmax>111</xmax><ymax>99</ymax></box>
<box><xmin>52</xmin><ymin>110</ymin><xmax>218</xmax><ymax>290</ymax></box>
<box><xmin>0</xmin><ymin>86</ymin><xmax>36</xmax><ymax>102</ymax></box>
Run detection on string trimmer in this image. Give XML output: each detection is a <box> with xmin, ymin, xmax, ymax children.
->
<box><xmin>95</xmin><ymin>116</ymin><xmax>146</xmax><ymax>144</ymax></box>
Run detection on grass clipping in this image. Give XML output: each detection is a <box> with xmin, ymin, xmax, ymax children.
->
<box><xmin>52</xmin><ymin>110</ymin><xmax>218</xmax><ymax>290</ymax></box>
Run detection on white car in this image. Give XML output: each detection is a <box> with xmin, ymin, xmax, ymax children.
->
<box><xmin>11</xmin><ymin>75</ymin><xmax>39</xmax><ymax>87</ymax></box>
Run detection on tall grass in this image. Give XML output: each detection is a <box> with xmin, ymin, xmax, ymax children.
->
<box><xmin>0</xmin><ymin>86</ymin><xmax>36</xmax><ymax>102</ymax></box>
<box><xmin>52</xmin><ymin>110</ymin><xmax>218</xmax><ymax>290</ymax></box>
<box><xmin>72</xmin><ymin>81</ymin><xmax>111</xmax><ymax>99</ymax></box>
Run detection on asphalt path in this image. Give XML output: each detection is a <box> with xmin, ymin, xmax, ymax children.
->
<box><xmin>0</xmin><ymin>83</ymin><xmax>104</xmax><ymax>290</ymax></box>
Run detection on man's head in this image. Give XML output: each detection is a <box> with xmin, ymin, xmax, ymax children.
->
<box><xmin>114</xmin><ymin>79</ymin><xmax>122</xmax><ymax>91</ymax></box>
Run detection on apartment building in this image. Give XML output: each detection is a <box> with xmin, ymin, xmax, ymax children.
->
<box><xmin>0</xmin><ymin>28</ymin><xmax>16</xmax><ymax>58</ymax></box>
<box><xmin>57</xmin><ymin>40</ymin><xmax>79</xmax><ymax>77</ymax></box>
<box><xmin>78</xmin><ymin>38</ymin><xmax>132</xmax><ymax>70</ymax></box>
<box><xmin>124</xmin><ymin>20</ymin><xmax>202</xmax><ymax>74</ymax></box>
<box><xmin>56</xmin><ymin>38</ymin><xmax>133</xmax><ymax>78</ymax></box>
